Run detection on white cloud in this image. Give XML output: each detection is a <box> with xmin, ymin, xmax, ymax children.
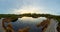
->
<box><xmin>1</xmin><ymin>0</ymin><xmax>59</xmax><ymax>15</ymax></box>
<box><xmin>12</xmin><ymin>5</ymin><xmax>51</xmax><ymax>14</ymax></box>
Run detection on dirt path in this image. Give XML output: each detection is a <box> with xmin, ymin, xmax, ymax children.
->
<box><xmin>0</xmin><ymin>18</ymin><xmax>5</xmax><ymax>32</ymax></box>
<box><xmin>45</xmin><ymin>19</ymin><xmax>58</xmax><ymax>32</ymax></box>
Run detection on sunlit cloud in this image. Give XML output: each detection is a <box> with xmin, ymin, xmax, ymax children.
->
<box><xmin>12</xmin><ymin>5</ymin><xmax>49</xmax><ymax>14</ymax></box>
<box><xmin>0</xmin><ymin>0</ymin><xmax>60</xmax><ymax>15</ymax></box>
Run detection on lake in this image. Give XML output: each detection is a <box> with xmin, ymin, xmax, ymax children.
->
<box><xmin>10</xmin><ymin>17</ymin><xmax>47</xmax><ymax>32</ymax></box>
<box><xmin>0</xmin><ymin>17</ymin><xmax>47</xmax><ymax>32</ymax></box>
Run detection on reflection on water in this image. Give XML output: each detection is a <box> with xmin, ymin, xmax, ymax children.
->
<box><xmin>18</xmin><ymin>17</ymin><xmax>47</xmax><ymax>24</ymax></box>
<box><xmin>10</xmin><ymin>17</ymin><xmax>47</xmax><ymax>32</ymax></box>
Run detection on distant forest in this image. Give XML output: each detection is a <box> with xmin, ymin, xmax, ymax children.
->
<box><xmin>0</xmin><ymin>13</ymin><xmax>60</xmax><ymax>22</ymax></box>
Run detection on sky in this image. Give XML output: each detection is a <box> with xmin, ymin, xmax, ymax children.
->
<box><xmin>0</xmin><ymin>0</ymin><xmax>60</xmax><ymax>15</ymax></box>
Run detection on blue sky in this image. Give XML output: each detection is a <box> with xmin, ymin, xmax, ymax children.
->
<box><xmin>0</xmin><ymin>0</ymin><xmax>60</xmax><ymax>15</ymax></box>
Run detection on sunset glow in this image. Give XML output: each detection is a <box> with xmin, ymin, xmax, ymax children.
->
<box><xmin>13</xmin><ymin>6</ymin><xmax>42</xmax><ymax>14</ymax></box>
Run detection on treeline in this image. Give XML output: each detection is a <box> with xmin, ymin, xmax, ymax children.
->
<box><xmin>0</xmin><ymin>14</ymin><xmax>18</xmax><ymax>19</ymax></box>
<box><xmin>0</xmin><ymin>13</ymin><xmax>60</xmax><ymax>22</ymax></box>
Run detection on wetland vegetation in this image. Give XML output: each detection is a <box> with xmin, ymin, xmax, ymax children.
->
<box><xmin>0</xmin><ymin>13</ymin><xmax>60</xmax><ymax>32</ymax></box>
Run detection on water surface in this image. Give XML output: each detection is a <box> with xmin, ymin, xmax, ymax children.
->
<box><xmin>11</xmin><ymin>17</ymin><xmax>47</xmax><ymax>32</ymax></box>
